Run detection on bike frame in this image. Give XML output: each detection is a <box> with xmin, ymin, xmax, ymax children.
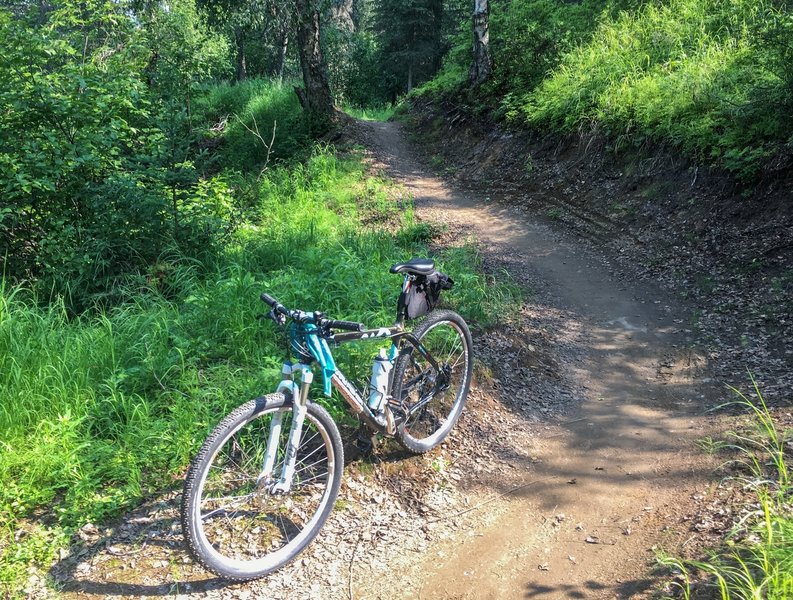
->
<box><xmin>262</xmin><ymin>328</ymin><xmax>439</xmax><ymax>494</ymax></box>
<box><xmin>259</xmin><ymin>273</ymin><xmax>442</xmax><ymax>494</ymax></box>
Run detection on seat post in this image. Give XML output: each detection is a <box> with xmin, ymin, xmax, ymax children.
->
<box><xmin>395</xmin><ymin>274</ymin><xmax>411</xmax><ymax>325</ymax></box>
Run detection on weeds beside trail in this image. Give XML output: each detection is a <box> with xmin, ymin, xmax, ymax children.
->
<box><xmin>660</xmin><ymin>378</ymin><xmax>793</xmax><ymax>599</ymax></box>
<box><xmin>0</xmin><ymin>104</ymin><xmax>521</xmax><ymax>595</ymax></box>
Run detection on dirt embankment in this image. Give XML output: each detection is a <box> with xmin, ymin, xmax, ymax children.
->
<box><xmin>403</xmin><ymin>98</ymin><xmax>793</xmax><ymax>402</ymax></box>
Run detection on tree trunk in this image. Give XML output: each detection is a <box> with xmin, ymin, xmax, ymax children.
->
<box><xmin>407</xmin><ymin>63</ymin><xmax>413</xmax><ymax>93</ymax></box>
<box><xmin>294</xmin><ymin>0</ymin><xmax>335</xmax><ymax>121</ymax></box>
<box><xmin>235</xmin><ymin>26</ymin><xmax>247</xmax><ymax>82</ymax></box>
<box><xmin>469</xmin><ymin>0</ymin><xmax>492</xmax><ymax>86</ymax></box>
<box><xmin>275</xmin><ymin>26</ymin><xmax>289</xmax><ymax>83</ymax></box>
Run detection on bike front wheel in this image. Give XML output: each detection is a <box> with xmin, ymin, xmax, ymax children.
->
<box><xmin>181</xmin><ymin>393</ymin><xmax>344</xmax><ymax>580</ymax></box>
<box><xmin>392</xmin><ymin>309</ymin><xmax>473</xmax><ymax>453</ymax></box>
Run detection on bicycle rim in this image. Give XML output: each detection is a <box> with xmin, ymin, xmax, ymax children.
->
<box><xmin>188</xmin><ymin>401</ymin><xmax>339</xmax><ymax>576</ymax></box>
<box><xmin>397</xmin><ymin>317</ymin><xmax>471</xmax><ymax>449</ymax></box>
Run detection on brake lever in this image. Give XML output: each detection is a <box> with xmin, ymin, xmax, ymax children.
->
<box><xmin>256</xmin><ymin>310</ymin><xmax>286</xmax><ymax>326</ymax></box>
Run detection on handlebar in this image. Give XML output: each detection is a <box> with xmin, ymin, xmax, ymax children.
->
<box><xmin>324</xmin><ymin>319</ymin><xmax>365</xmax><ymax>332</ymax></box>
<box><xmin>260</xmin><ymin>293</ymin><xmax>364</xmax><ymax>332</ymax></box>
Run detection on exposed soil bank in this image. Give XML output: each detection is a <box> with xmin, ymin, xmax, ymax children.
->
<box><xmin>403</xmin><ymin>98</ymin><xmax>793</xmax><ymax>403</ymax></box>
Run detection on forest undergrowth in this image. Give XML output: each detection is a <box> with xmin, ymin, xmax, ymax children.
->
<box><xmin>422</xmin><ymin>0</ymin><xmax>793</xmax><ymax>180</ymax></box>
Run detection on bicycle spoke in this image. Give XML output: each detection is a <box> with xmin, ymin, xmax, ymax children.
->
<box><xmin>190</xmin><ymin>404</ymin><xmax>339</xmax><ymax>565</ymax></box>
<box><xmin>294</xmin><ymin>456</ymin><xmax>329</xmax><ymax>475</ymax></box>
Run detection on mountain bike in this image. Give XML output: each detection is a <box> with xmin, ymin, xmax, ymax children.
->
<box><xmin>180</xmin><ymin>258</ymin><xmax>473</xmax><ymax>580</ymax></box>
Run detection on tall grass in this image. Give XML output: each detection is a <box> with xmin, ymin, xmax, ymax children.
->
<box><xmin>0</xmin><ymin>143</ymin><xmax>521</xmax><ymax>595</ymax></box>
<box><xmin>659</xmin><ymin>377</ymin><xmax>793</xmax><ymax>599</ymax></box>
<box><xmin>193</xmin><ymin>78</ymin><xmax>312</xmax><ymax>169</ymax></box>
<box><xmin>423</xmin><ymin>0</ymin><xmax>793</xmax><ymax>177</ymax></box>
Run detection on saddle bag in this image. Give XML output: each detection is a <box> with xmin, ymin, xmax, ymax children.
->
<box><xmin>405</xmin><ymin>270</ymin><xmax>454</xmax><ymax>320</ymax></box>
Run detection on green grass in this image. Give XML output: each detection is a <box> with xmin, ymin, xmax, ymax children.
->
<box><xmin>420</xmin><ymin>0</ymin><xmax>793</xmax><ymax>178</ymax></box>
<box><xmin>659</xmin><ymin>376</ymin><xmax>793</xmax><ymax>599</ymax></box>
<box><xmin>343</xmin><ymin>104</ymin><xmax>397</xmax><ymax>122</ymax></box>
<box><xmin>193</xmin><ymin>78</ymin><xmax>312</xmax><ymax>169</ymax></box>
<box><xmin>0</xmin><ymin>140</ymin><xmax>521</xmax><ymax>596</ymax></box>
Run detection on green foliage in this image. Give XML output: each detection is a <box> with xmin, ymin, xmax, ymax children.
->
<box><xmin>343</xmin><ymin>104</ymin><xmax>397</xmax><ymax>121</ymax></box>
<box><xmin>144</xmin><ymin>0</ymin><xmax>231</xmax><ymax>97</ymax></box>
<box><xmin>0</xmin><ymin>0</ymin><xmax>235</xmax><ymax>310</ymax></box>
<box><xmin>659</xmin><ymin>377</ymin><xmax>793</xmax><ymax>599</ymax></box>
<box><xmin>411</xmin><ymin>61</ymin><xmax>467</xmax><ymax>98</ymax></box>
<box><xmin>373</xmin><ymin>0</ymin><xmax>445</xmax><ymax>99</ymax></box>
<box><xmin>522</xmin><ymin>0</ymin><xmax>791</xmax><ymax>177</ymax></box>
<box><xmin>430</xmin><ymin>0</ymin><xmax>793</xmax><ymax>176</ymax></box>
<box><xmin>193</xmin><ymin>78</ymin><xmax>312</xmax><ymax>169</ymax></box>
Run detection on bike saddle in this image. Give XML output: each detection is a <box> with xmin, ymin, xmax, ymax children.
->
<box><xmin>389</xmin><ymin>257</ymin><xmax>435</xmax><ymax>276</ymax></box>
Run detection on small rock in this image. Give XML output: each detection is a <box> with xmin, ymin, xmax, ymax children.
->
<box><xmin>78</xmin><ymin>523</ymin><xmax>100</xmax><ymax>542</ymax></box>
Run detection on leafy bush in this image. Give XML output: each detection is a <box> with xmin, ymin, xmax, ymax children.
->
<box><xmin>0</xmin><ymin>0</ymin><xmax>233</xmax><ymax>310</ymax></box>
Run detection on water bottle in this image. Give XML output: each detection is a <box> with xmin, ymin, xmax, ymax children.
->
<box><xmin>367</xmin><ymin>348</ymin><xmax>392</xmax><ymax>413</ymax></box>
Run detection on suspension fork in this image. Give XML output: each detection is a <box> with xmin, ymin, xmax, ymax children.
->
<box><xmin>259</xmin><ymin>362</ymin><xmax>313</xmax><ymax>493</ymax></box>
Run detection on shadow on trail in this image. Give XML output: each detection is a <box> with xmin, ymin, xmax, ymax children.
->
<box><xmin>524</xmin><ymin>576</ymin><xmax>656</xmax><ymax>598</ymax></box>
<box><xmin>48</xmin><ymin>505</ymin><xmax>233</xmax><ymax>597</ymax></box>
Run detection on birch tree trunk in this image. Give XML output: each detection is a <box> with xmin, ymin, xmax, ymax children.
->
<box><xmin>275</xmin><ymin>26</ymin><xmax>289</xmax><ymax>82</ymax></box>
<box><xmin>234</xmin><ymin>26</ymin><xmax>247</xmax><ymax>82</ymax></box>
<box><xmin>294</xmin><ymin>0</ymin><xmax>335</xmax><ymax>121</ymax></box>
<box><xmin>469</xmin><ymin>0</ymin><xmax>492</xmax><ymax>86</ymax></box>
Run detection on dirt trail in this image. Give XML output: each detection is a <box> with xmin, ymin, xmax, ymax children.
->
<box><xmin>352</xmin><ymin>120</ymin><xmax>718</xmax><ymax>599</ymax></box>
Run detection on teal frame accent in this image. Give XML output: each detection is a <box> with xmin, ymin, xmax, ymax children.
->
<box><xmin>301</xmin><ymin>323</ymin><xmax>337</xmax><ymax>396</ymax></box>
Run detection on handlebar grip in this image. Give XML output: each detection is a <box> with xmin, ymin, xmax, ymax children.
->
<box><xmin>326</xmin><ymin>319</ymin><xmax>365</xmax><ymax>332</ymax></box>
<box><xmin>260</xmin><ymin>293</ymin><xmax>279</xmax><ymax>307</ymax></box>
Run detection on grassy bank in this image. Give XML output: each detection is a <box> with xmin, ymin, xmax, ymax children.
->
<box><xmin>0</xmin><ymin>81</ymin><xmax>521</xmax><ymax>595</ymax></box>
<box><xmin>422</xmin><ymin>0</ymin><xmax>793</xmax><ymax>178</ymax></box>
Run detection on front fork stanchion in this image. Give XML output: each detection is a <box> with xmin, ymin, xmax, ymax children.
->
<box><xmin>258</xmin><ymin>412</ymin><xmax>284</xmax><ymax>486</ymax></box>
<box><xmin>272</xmin><ymin>365</ymin><xmax>313</xmax><ymax>494</ymax></box>
<box><xmin>258</xmin><ymin>362</ymin><xmax>295</xmax><ymax>487</ymax></box>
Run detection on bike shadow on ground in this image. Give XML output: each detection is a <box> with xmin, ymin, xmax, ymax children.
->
<box><xmin>47</xmin><ymin>493</ymin><xmax>233</xmax><ymax>597</ymax></box>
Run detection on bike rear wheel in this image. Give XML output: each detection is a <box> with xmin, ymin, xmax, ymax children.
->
<box><xmin>391</xmin><ymin>309</ymin><xmax>473</xmax><ymax>453</ymax></box>
<box><xmin>181</xmin><ymin>393</ymin><xmax>343</xmax><ymax>580</ymax></box>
